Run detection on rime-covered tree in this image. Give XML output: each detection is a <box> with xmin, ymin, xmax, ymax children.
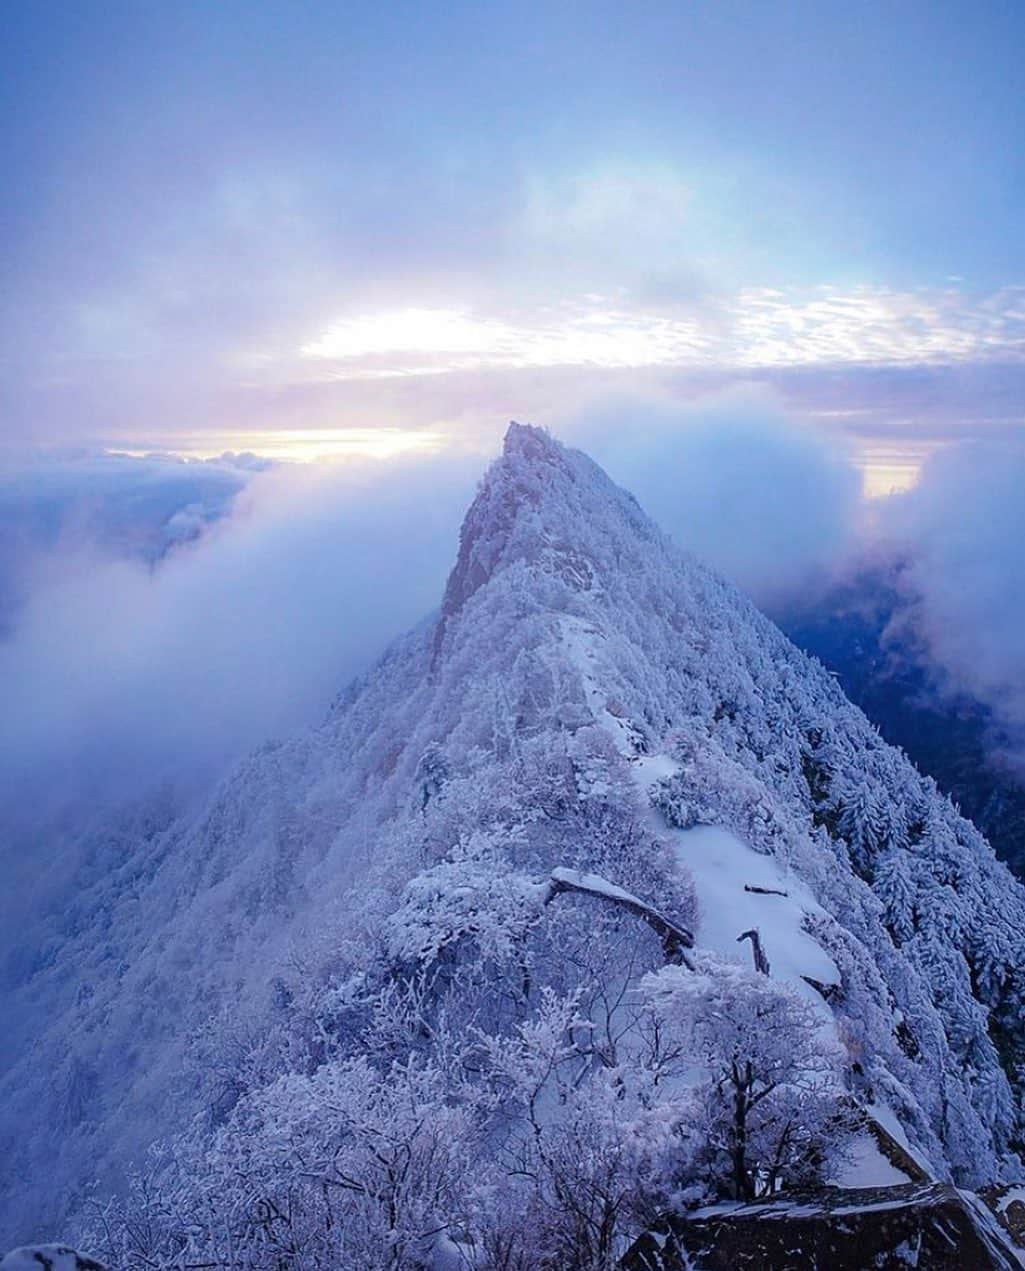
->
<box><xmin>643</xmin><ymin>956</ymin><xmax>852</xmax><ymax>1200</ymax></box>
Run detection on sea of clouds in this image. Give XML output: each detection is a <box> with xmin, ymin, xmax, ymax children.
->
<box><xmin>0</xmin><ymin>448</ymin><xmax>478</xmax><ymax>819</ymax></box>
<box><xmin>1</xmin><ymin>403</ymin><xmax>1023</xmax><ymax>830</ymax></box>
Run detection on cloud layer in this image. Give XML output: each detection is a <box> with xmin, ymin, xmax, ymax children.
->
<box><xmin>0</xmin><ymin>451</ymin><xmax>478</xmax><ymax>817</ymax></box>
<box><xmin>881</xmin><ymin>441</ymin><xmax>1025</xmax><ymax>770</ymax></box>
<box><xmin>5</xmin><ymin>5</ymin><xmax>1025</xmax><ymax>452</ymax></box>
<box><xmin>2</xmin><ymin>417</ymin><xmax>1022</xmax><ymax>829</ymax></box>
<box><xmin>294</xmin><ymin>287</ymin><xmax>1025</xmax><ymax>385</ymax></box>
<box><xmin>0</xmin><ymin>413</ymin><xmax>865</xmax><ymax>826</ymax></box>
<box><xmin>565</xmin><ymin>389</ymin><xmax>865</xmax><ymax>607</ymax></box>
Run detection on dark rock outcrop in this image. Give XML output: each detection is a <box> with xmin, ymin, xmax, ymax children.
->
<box><xmin>624</xmin><ymin>1183</ymin><xmax>1021</xmax><ymax>1270</ymax></box>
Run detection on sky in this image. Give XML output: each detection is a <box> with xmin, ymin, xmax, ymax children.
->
<box><xmin>2</xmin><ymin>0</ymin><xmax>1024</xmax><ymax>493</ymax></box>
<box><xmin>2</xmin><ymin>2</ymin><xmax>1025</xmax><ymax>813</ymax></box>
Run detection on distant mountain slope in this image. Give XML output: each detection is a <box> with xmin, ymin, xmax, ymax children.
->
<box><xmin>780</xmin><ymin>574</ymin><xmax>1025</xmax><ymax>874</ymax></box>
<box><xmin>4</xmin><ymin>424</ymin><xmax>1025</xmax><ymax>1263</ymax></box>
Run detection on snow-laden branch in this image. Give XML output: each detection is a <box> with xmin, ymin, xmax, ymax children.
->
<box><xmin>546</xmin><ymin>867</ymin><xmax>694</xmax><ymax>966</ymax></box>
<box><xmin>737</xmin><ymin>928</ymin><xmax>771</xmax><ymax>976</ymax></box>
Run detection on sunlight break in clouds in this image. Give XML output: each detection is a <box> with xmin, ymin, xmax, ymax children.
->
<box><xmin>858</xmin><ymin>441</ymin><xmax>937</xmax><ymax>498</ymax></box>
<box><xmin>301</xmin><ymin>309</ymin><xmax>507</xmax><ymax>361</ymax></box>
<box><xmin>300</xmin><ymin>304</ymin><xmax>707</xmax><ymax>377</ymax></box>
<box><xmin>297</xmin><ymin>286</ymin><xmax>1025</xmax><ymax>384</ymax></box>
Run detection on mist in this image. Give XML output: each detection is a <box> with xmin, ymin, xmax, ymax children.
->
<box><xmin>0</xmin><ymin>450</ymin><xmax>478</xmax><ymax>820</ymax></box>
<box><xmin>881</xmin><ymin>440</ymin><xmax>1025</xmax><ymax>772</ymax></box>
<box><xmin>566</xmin><ymin>397</ymin><xmax>1025</xmax><ymax>776</ymax></box>
<box><xmin>2</xmin><ymin>408</ymin><xmax>864</xmax><ymax>830</ymax></box>
<box><xmin>564</xmin><ymin>388</ymin><xmax>865</xmax><ymax>608</ymax></box>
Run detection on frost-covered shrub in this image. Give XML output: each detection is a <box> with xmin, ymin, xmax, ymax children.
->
<box><xmin>385</xmin><ymin>842</ymin><xmax>548</xmax><ymax>969</ymax></box>
<box><xmin>643</xmin><ymin>956</ymin><xmax>855</xmax><ymax>1200</ymax></box>
<box><xmin>474</xmin><ymin>990</ymin><xmax>700</xmax><ymax>1270</ymax></box>
<box><xmin>86</xmin><ymin>1054</ymin><xmax>487</xmax><ymax>1270</ymax></box>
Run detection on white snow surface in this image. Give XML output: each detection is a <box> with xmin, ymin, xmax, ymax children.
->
<box><xmin>626</xmin><ymin>749</ymin><xmax>839</xmax><ymax>1000</ymax></box>
<box><xmin>830</xmin><ymin>1136</ymin><xmax>912</xmax><ymax>1189</ymax></box>
<box><xmin>549</xmin><ymin>866</ymin><xmax>649</xmax><ymax>907</ymax></box>
<box><xmin>672</xmin><ymin>824</ymin><xmax>839</xmax><ymax>993</ymax></box>
<box><xmin>632</xmin><ymin>752</ymin><xmax>916</xmax><ymax>1191</ymax></box>
<box><xmin>869</xmin><ymin>1098</ymin><xmax>939</xmax><ymax>1182</ymax></box>
<box><xmin>0</xmin><ymin>1248</ymin><xmax>104</xmax><ymax>1271</ymax></box>
<box><xmin>959</xmin><ymin>1190</ymin><xmax>1025</xmax><ymax>1268</ymax></box>
<box><xmin>997</xmin><ymin>1186</ymin><xmax>1025</xmax><ymax>1215</ymax></box>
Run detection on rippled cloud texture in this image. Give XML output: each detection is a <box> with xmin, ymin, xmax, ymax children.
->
<box><xmin>4</xmin><ymin>4</ymin><xmax>1025</xmax><ymax>452</ymax></box>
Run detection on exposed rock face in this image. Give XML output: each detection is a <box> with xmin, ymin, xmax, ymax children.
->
<box><xmin>982</xmin><ymin>1184</ymin><xmax>1025</xmax><ymax>1255</ymax></box>
<box><xmin>623</xmin><ymin>1184</ymin><xmax>1022</xmax><ymax>1270</ymax></box>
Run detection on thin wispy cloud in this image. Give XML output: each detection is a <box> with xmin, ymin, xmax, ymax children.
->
<box><xmin>731</xmin><ymin>285</ymin><xmax>1025</xmax><ymax>367</ymax></box>
<box><xmin>298</xmin><ymin>303</ymin><xmax>708</xmax><ymax>378</ymax></box>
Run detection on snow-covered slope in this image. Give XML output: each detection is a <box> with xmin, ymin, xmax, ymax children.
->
<box><xmin>5</xmin><ymin>423</ymin><xmax>1025</xmax><ymax>1256</ymax></box>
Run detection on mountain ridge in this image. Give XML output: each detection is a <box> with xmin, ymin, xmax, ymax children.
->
<box><xmin>4</xmin><ymin>424</ymin><xmax>1025</xmax><ymax>1264</ymax></box>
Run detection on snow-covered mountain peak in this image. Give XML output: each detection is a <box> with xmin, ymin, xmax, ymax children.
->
<box><xmin>439</xmin><ymin>422</ymin><xmax>588</xmax><ymax>626</ymax></box>
<box><xmin>6</xmin><ymin>426</ymin><xmax>1025</xmax><ymax>1262</ymax></box>
<box><xmin>501</xmin><ymin>418</ymin><xmax>565</xmax><ymax>463</ymax></box>
<box><xmin>437</xmin><ymin>421</ymin><xmax>658</xmax><ymax>661</ymax></box>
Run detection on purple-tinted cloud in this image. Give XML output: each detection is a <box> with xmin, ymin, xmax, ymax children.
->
<box><xmin>563</xmin><ymin>387</ymin><xmax>864</xmax><ymax>607</ymax></box>
<box><xmin>4</xmin><ymin>5</ymin><xmax>1025</xmax><ymax>456</ymax></box>
<box><xmin>880</xmin><ymin>441</ymin><xmax>1025</xmax><ymax>770</ymax></box>
<box><xmin>0</xmin><ymin>450</ymin><xmax>479</xmax><ymax>817</ymax></box>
